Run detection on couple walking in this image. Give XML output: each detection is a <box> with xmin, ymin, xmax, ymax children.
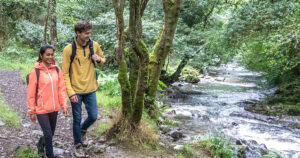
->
<box><xmin>26</xmin><ymin>20</ymin><xmax>106</xmax><ymax>158</ymax></box>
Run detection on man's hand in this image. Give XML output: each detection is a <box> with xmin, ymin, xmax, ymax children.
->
<box><xmin>92</xmin><ymin>54</ymin><xmax>101</xmax><ymax>63</ymax></box>
<box><xmin>30</xmin><ymin>114</ymin><xmax>36</xmax><ymax>122</ymax></box>
<box><xmin>63</xmin><ymin>108</ymin><xmax>69</xmax><ymax>117</ymax></box>
<box><xmin>70</xmin><ymin>95</ymin><xmax>78</xmax><ymax>103</ymax></box>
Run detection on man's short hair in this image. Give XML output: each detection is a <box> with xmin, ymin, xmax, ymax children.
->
<box><xmin>74</xmin><ymin>20</ymin><xmax>93</xmax><ymax>33</ymax></box>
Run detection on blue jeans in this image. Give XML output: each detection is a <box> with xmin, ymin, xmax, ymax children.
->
<box><xmin>71</xmin><ymin>92</ymin><xmax>98</xmax><ymax>145</ymax></box>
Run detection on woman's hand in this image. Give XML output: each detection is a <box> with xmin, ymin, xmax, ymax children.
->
<box><xmin>30</xmin><ymin>114</ymin><xmax>36</xmax><ymax>122</ymax></box>
<box><xmin>63</xmin><ymin>108</ymin><xmax>69</xmax><ymax>117</ymax></box>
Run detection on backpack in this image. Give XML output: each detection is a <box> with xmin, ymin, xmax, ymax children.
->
<box><xmin>26</xmin><ymin>66</ymin><xmax>59</xmax><ymax>106</ymax></box>
<box><xmin>70</xmin><ymin>39</ymin><xmax>98</xmax><ymax>80</ymax></box>
<box><xmin>70</xmin><ymin>39</ymin><xmax>96</xmax><ymax>67</ymax></box>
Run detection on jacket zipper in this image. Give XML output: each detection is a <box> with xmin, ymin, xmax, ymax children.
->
<box><xmin>47</xmin><ymin>68</ymin><xmax>56</xmax><ymax>111</ymax></box>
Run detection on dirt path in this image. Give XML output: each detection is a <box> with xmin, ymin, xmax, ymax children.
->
<box><xmin>0</xmin><ymin>70</ymin><xmax>140</xmax><ymax>158</ymax></box>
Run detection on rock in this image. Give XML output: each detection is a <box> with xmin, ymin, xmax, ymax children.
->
<box><xmin>170</xmin><ymin>131</ymin><xmax>184</xmax><ymax>141</ymax></box>
<box><xmin>53</xmin><ymin>147</ymin><xmax>64</xmax><ymax>156</ymax></box>
<box><xmin>174</xmin><ymin>145</ymin><xmax>183</xmax><ymax>151</ymax></box>
<box><xmin>244</xmin><ymin>148</ymin><xmax>262</xmax><ymax>158</ymax></box>
<box><xmin>93</xmin><ymin>144</ymin><xmax>106</xmax><ymax>154</ymax></box>
<box><xmin>232</xmin><ymin>122</ymin><xmax>238</xmax><ymax>126</ymax></box>
<box><xmin>0</xmin><ymin>121</ymin><xmax>5</xmax><ymax>126</ymax></box>
<box><xmin>97</xmin><ymin>136</ymin><xmax>107</xmax><ymax>143</ymax></box>
<box><xmin>174</xmin><ymin>110</ymin><xmax>193</xmax><ymax>119</ymax></box>
<box><xmin>199</xmin><ymin>74</ymin><xmax>205</xmax><ymax>78</ymax></box>
<box><xmin>236</xmin><ymin>139</ymin><xmax>243</xmax><ymax>145</ymax></box>
<box><xmin>54</xmin><ymin>141</ymin><xmax>64</xmax><ymax>148</ymax></box>
<box><xmin>159</xmin><ymin>125</ymin><xmax>171</xmax><ymax>134</ymax></box>
<box><xmin>32</xmin><ymin>130</ymin><xmax>43</xmax><ymax>136</ymax></box>
<box><xmin>159</xmin><ymin>142</ymin><xmax>165</xmax><ymax>147</ymax></box>
<box><xmin>215</xmin><ymin>77</ymin><xmax>225</xmax><ymax>81</ymax></box>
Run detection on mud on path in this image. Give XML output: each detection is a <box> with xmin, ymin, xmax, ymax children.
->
<box><xmin>0</xmin><ymin>70</ymin><xmax>173</xmax><ymax>158</ymax></box>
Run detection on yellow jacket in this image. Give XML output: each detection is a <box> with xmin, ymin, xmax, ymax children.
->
<box><xmin>62</xmin><ymin>40</ymin><xmax>105</xmax><ymax>97</ymax></box>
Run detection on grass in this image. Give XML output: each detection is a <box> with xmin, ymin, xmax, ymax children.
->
<box><xmin>15</xmin><ymin>146</ymin><xmax>41</xmax><ymax>158</ymax></box>
<box><xmin>0</xmin><ymin>96</ymin><xmax>20</xmax><ymax>127</ymax></box>
<box><xmin>176</xmin><ymin>144</ymin><xmax>196</xmax><ymax>158</ymax></box>
<box><xmin>96</xmin><ymin>121</ymin><xmax>113</xmax><ymax>136</ymax></box>
<box><xmin>163</xmin><ymin>119</ymin><xmax>181</xmax><ymax>127</ymax></box>
<box><xmin>195</xmin><ymin>135</ymin><xmax>237</xmax><ymax>158</ymax></box>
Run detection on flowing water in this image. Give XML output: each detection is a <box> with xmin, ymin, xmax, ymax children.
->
<box><xmin>167</xmin><ymin>62</ymin><xmax>300</xmax><ymax>158</ymax></box>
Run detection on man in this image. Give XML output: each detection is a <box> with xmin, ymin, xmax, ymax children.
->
<box><xmin>62</xmin><ymin>20</ymin><xmax>105</xmax><ymax>157</ymax></box>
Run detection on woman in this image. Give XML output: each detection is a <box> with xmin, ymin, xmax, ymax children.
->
<box><xmin>27</xmin><ymin>44</ymin><xmax>69</xmax><ymax>158</ymax></box>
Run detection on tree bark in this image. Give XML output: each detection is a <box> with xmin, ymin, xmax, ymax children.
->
<box><xmin>113</xmin><ymin>0</ymin><xmax>133</xmax><ymax>118</ymax></box>
<box><xmin>146</xmin><ymin>0</ymin><xmax>182</xmax><ymax>119</ymax></box>
<box><xmin>160</xmin><ymin>54</ymin><xmax>190</xmax><ymax>84</ymax></box>
<box><xmin>49</xmin><ymin>0</ymin><xmax>57</xmax><ymax>46</ymax></box>
<box><xmin>43</xmin><ymin>0</ymin><xmax>50</xmax><ymax>44</ymax></box>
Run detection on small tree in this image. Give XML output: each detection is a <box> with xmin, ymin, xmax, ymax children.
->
<box><xmin>113</xmin><ymin>0</ymin><xmax>181</xmax><ymax>127</ymax></box>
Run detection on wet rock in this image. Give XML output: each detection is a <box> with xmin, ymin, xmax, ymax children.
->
<box><xmin>174</xmin><ymin>145</ymin><xmax>183</xmax><ymax>151</ymax></box>
<box><xmin>201</xmin><ymin>115</ymin><xmax>210</xmax><ymax>121</ymax></box>
<box><xmin>244</xmin><ymin>148</ymin><xmax>262</xmax><ymax>158</ymax></box>
<box><xmin>159</xmin><ymin>125</ymin><xmax>172</xmax><ymax>134</ymax></box>
<box><xmin>232</xmin><ymin>122</ymin><xmax>238</xmax><ymax>126</ymax></box>
<box><xmin>170</xmin><ymin>131</ymin><xmax>184</xmax><ymax>141</ymax></box>
<box><xmin>236</xmin><ymin>139</ymin><xmax>243</xmax><ymax>145</ymax></box>
<box><xmin>0</xmin><ymin>121</ymin><xmax>5</xmax><ymax>126</ymax></box>
<box><xmin>174</xmin><ymin>110</ymin><xmax>193</xmax><ymax>119</ymax></box>
<box><xmin>215</xmin><ymin>77</ymin><xmax>225</xmax><ymax>82</ymax></box>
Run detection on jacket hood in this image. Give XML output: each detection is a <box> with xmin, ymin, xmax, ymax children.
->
<box><xmin>34</xmin><ymin>59</ymin><xmax>57</xmax><ymax>70</ymax></box>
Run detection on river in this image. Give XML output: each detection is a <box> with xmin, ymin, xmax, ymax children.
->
<box><xmin>166</xmin><ymin>62</ymin><xmax>300</xmax><ymax>158</ymax></box>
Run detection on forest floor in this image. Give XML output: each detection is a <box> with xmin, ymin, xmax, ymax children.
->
<box><xmin>0</xmin><ymin>70</ymin><xmax>211</xmax><ymax>158</ymax></box>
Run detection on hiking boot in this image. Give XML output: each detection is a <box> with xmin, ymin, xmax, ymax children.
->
<box><xmin>81</xmin><ymin>129</ymin><xmax>88</xmax><ymax>147</ymax></box>
<box><xmin>36</xmin><ymin>136</ymin><xmax>45</xmax><ymax>155</ymax></box>
<box><xmin>74</xmin><ymin>143</ymin><xmax>85</xmax><ymax>158</ymax></box>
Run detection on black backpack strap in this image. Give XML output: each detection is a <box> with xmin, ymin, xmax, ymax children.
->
<box><xmin>55</xmin><ymin>66</ymin><xmax>59</xmax><ymax>74</ymax></box>
<box><xmin>34</xmin><ymin>68</ymin><xmax>40</xmax><ymax>106</ymax></box>
<box><xmin>88</xmin><ymin>39</ymin><xmax>96</xmax><ymax>67</ymax></box>
<box><xmin>70</xmin><ymin>40</ymin><xmax>77</xmax><ymax>66</ymax></box>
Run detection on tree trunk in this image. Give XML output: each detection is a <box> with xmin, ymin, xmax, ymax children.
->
<box><xmin>49</xmin><ymin>0</ymin><xmax>57</xmax><ymax>46</ymax></box>
<box><xmin>146</xmin><ymin>0</ymin><xmax>182</xmax><ymax>119</ymax></box>
<box><xmin>113</xmin><ymin>0</ymin><xmax>181</xmax><ymax>127</ymax></box>
<box><xmin>160</xmin><ymin>54</ymin><xmax>190</xmax><ymax>84</ymax></box>
<box><xmin>113</xmin><ymin>0</ymin><xmax>133</xmax><ymax>118</ymax></box>
<box><xmin>43</xmin><ymin>0</ymin><xmax>50</xmax><ymax>44</ymax></box>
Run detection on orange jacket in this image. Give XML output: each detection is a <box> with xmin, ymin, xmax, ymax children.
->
<box><xmin>27</xmin><ymin>61</ymin><xmax>68</xmax><ymax>114</ymax></box>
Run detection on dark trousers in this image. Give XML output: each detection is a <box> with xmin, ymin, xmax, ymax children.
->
<box><xmin>71</xmin><ymin>92</ymin><xmax>98</xmax><ymax>145</ymax></box>
<box><xmin>37</xmin><ymin>111</ymin><xmax>58</xmax><ymax>158</ymax></box>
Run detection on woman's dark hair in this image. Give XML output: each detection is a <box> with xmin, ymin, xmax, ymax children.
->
<box><xmin>37</xmin><ymin>44</ymin><xmax>55</xmax><ymax>62</ymax></box>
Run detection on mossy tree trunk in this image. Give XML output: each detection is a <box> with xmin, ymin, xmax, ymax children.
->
<box><xmin>113</xmin><ymin>0</ymin><xmax>181</xmax><ymax>126</ymax></box>
<box><xmin>145</xmin><ymin>0</ymin><xmax>182</xmax><ymax>119</ymax></box>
